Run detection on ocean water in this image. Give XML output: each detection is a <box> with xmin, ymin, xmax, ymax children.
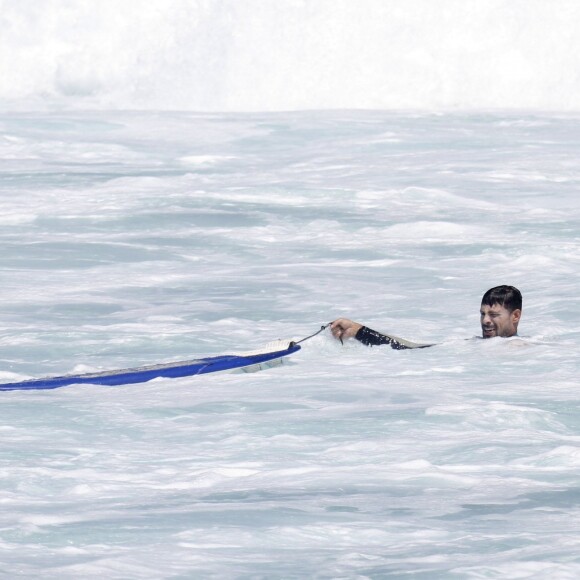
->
<box><xmin>0</xmin><ymin>110</ymin><xmax>579</xmax><ymax>578</ymax></box>
<box><xmin>2</xmin><ymin>0</ymin><xmax>580</xmax><ymax>112</ymax></box>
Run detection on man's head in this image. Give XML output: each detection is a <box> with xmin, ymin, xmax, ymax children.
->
<box><xmin>480</xmin><ymin>285</ymin><xmax>522</xmax><ymax>338</ymax></box>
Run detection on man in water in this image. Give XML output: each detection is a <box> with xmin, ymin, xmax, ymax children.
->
<box><xmin>330</xmin><ymin>285</ymin><xmax>522</xmax><ymax>350</ymax></box>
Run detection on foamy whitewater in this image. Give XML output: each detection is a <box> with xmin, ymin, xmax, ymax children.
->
<box><xmin>1</xmin><ymin>1</ymin><xmax>580</xmax><ymax>578</ymax></box>
<box><xmin>2</xmin><ymin>0</ymin><xmax>580</xmax><ymax>112</ymax></box>
<box><xmin>0</xmin><ymin>110</ymin><xmax>579</xmax><ymax>578</ymax></box>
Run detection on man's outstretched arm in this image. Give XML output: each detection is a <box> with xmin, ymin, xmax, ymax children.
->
<box><xmin>331</xmin><ymin>319</ymin><xmax>434</xmax><ymax>350</ymax></box>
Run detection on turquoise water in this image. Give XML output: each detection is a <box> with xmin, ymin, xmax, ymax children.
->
<box><xmin>0</xmin><ymin>111</ymin><xmax>579</xmax><ymax>578</ymax></box>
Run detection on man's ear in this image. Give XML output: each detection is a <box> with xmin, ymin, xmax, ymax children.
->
<box><xmin>511</xmin><ymin>309</ymin><xmax>522</xmax><ymax>324</ymax></box>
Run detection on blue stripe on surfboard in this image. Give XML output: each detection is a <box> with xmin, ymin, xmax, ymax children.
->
<box><xmin>0</xmin><ymin>344</ymin><xmax>301</xmax><ymax>391</ymax></box>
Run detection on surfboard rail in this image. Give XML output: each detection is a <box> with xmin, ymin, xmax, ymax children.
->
<box><xmin>0</xmin><ymin>341</ymin><xmax>301</xmax><ymax>391</ymax></box>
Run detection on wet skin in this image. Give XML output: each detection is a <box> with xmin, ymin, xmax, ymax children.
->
<box><xmin>480</xmin><ymin>303</ymin><xmax>521</xmax><ymax>338</ymax></box>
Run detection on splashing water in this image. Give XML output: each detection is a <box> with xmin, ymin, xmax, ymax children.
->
<box><xmin>2</xmin><ymin>0</ymin><xmax>580</xmax><ymax>111</ymax></box>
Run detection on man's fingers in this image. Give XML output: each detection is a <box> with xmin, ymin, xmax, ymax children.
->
<box><xmin>330</xmin><ymin>319</ymin><xmax>349</xmax><ymax>340</ymax></box>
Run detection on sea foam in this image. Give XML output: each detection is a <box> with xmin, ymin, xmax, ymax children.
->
<box><xmin>2</xmin><ymin>0</ymin><xmax>580</xmax><ymax>111</ymax></box>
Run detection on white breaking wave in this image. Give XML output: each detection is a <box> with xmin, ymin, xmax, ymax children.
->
<box><xmin>2</xmin><ymin>0</ymin><xmax>580</xmax><ymax>111</ymax></box>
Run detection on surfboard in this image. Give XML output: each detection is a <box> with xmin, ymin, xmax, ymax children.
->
<box><xmin>0</xmin><ymin>340</ymin><xmax>300</xmax><ymax>391</ymax></box>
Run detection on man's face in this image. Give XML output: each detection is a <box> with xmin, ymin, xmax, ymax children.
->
<box><xmin>480</xmin><ymin>303</ymin><xmax>521</xmax><ymax>338</ymax></box>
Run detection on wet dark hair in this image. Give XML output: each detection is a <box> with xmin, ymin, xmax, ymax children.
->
<box><xmin>481</xmin><ymin>285</ymin><xmax>522</xmax><ymax>312</ymax></box>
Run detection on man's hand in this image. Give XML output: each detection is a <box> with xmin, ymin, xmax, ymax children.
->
<box><xmin>330</xmin><ymin>319</ymin><xmax>363</xmax><ymax>342</ymax></box>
